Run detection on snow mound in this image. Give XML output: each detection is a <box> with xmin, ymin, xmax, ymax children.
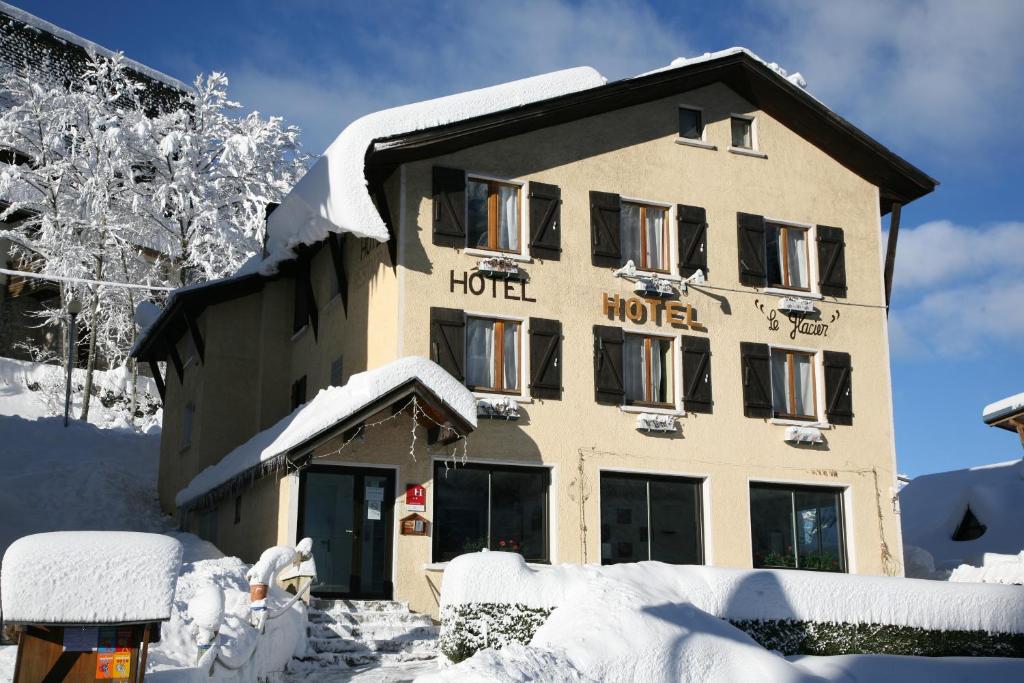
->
<box><xmin>950</xmin><ymin>551</ymin><xmax>1024</xmax><ymax>586</ymax></box>
<box><xmin>1</xmin><ymin>531</ymin><xmax>182</xmax><ymax>624</ymax></box>
<box><xmin>900</xmin><ymin>459</ymin><xmax>1024</xmax><ymax>570</ymax></box>
<box><xmin>176</xmin><ymin>356</ymin><xmax>476</xmax><ymax>508</ymax></box>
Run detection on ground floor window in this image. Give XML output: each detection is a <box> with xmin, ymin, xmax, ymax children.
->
<box><xmin>433</xmin><ymin>462</ymin><xmax>549</xmax><ymax>563</ymax></box>
<box><xmin>600</xmin><ymin>472</ymin><xmax>703</xmax><ymax>565</ymax></box>
<box><xmin>750</xmin><ymin>483</ymin><xmax>846</xmax><ymax>572</ymax></box>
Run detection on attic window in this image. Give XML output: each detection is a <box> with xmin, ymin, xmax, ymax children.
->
<box><xmin>731</xmin><ymin>116</ymin><xmax>753</xmax><ymax>149</ymax></box>
<box><xmin>952</xmin><ymin>506</ymin><xmax>987</xmax><ymax>542</ymax></box>
<box><xmin>678</xmin><ymin>107</ymin><xmax>703</xmax><ymax>141</ymax></box>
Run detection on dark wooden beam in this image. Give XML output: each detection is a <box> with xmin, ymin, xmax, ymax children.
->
<box><xmin>147</xmin><ymin>359</ymin><xmax>166</xmax><ymax>401</ymax></box>
<box><xmin>168</xmin><ymin>343</ymin><xmax>184</xmax><ymax>384</ymax></box>
<box><xmin>327</xmin><ymin>234</ymin><xmax>348</xmax><ymax>315</ymax></box>
<box><xmin>883</xmin><ymin>202</ymin><xmax>902</xmax><ymax>314</ymax></box>
<box><xmin>183</xmin><ymin>309</ymin><xmax>205</xmax><ymax>364</ymax></box>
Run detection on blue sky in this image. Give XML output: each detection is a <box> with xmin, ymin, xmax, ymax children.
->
<box><xmin>15</xmin><ymin>0</ymin><xmax>1023</xmax><ymax>476</ymax></box>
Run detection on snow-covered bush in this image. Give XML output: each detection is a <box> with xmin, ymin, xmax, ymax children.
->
<box><xmin>439</xmin><ymin>602</ymin><xmax>552</xmax><ymax>663</ymax></box>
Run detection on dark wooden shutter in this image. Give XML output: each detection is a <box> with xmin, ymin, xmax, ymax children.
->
<box><xmin>817</xmin><ymin>226</ymin><xmax>848</xmax><ymax>298</ymax></box>
<box><xmin>529</xmin><ymin>317</ymin><xmax>562</xmax><ymax>400</ymax></box>
<box><xmin>678</xmin><ymin>204</ymin><xmax>708</xmax><ymax>278</ymax></box>
<box><xmin>429</xmin><ymin>307</ymin><xmax>465</xmax><ymax>382</ymax></box>
<box><xmin>823</xmin><ymin>351</ymin><xmax>853</xmax><ymax>425</ymax></box>
<box><xmin>682</xmin><ymin>335</ymin><xmax>712</xmax><ymax>413</ymax></box>
<box><xmin>737</xmin><ymin>212</ymin><xmax>767</xmax><ymax>286</ymax></box>
<box><xmin>593</xmin><ymin>325</ymin><xmax>624</xmax><ymax>405</ymax></box>
<box><xmin>528</xmin><ymin>182</ymin><xmax>561</xmax><ymax>260</ymax></box>
<box><xmin>590</xmin><ymin>191</ymin><xmax>621</xmax><ymax>267</ymax></box>
<box><xmin>740</xmin><ymin>342</ymin><xmax>773</xmax><ymax>418</ymax></box>
<box><xmin>432</xmin><ymin>166</ymin><xmax>466</xmax><ymax>247</ymax></box>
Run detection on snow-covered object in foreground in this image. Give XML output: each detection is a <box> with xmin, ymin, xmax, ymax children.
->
<box><xmin>1</xmin><ymin>531</ymin><xmax>182</xmax><ymax>624</ymax></box>
<box><xmin>176</xmin><ymin>357</ymin><xmax>476</xmax><ymax>508</ymax></box>
<box><xmin>950</xmin><ymin>551</ymin><xmax>1024</xmax><ymax>586</ymax></box>
<box><xmin>245</xmin><ymin>545</ymin><xmax>298</xmax><ymax>587</ymax></box>
<box><xmin>900</xmin><ymin>459</ymin><xmax>1024</xmax><ymax>570</ymax></box>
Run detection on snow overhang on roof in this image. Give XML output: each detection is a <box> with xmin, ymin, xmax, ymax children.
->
<box><xmin>983</xmin><ymin>392</ymin><xmax>1024</xmax><ymax>430</ymax></box>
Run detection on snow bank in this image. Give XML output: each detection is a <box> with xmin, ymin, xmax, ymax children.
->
<box><xmin>1</xmin><ymin>531</ymin><xmax>182</xmax><ymax>623</ymax></box>
<box><xmin>900</xmin><ymin>459</ymin><xmax>1024</xmax><ymax>570</ymax></box>
<box><xmin>176</xmin><ymin>356</ymin><xmax>476</xmax><ymax>508</ymax></box>
<box><xmin>984</xmin><ymin>392</ymin><xmax>1024</xmax><ymax>423</ymax></box>
<box><xmin>950</xmin><ymin>551</ymin><xmax>1024</xmax><ymax>586</ymax></box>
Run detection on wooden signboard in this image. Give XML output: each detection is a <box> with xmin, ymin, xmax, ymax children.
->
<box><xmin>400</xmin><ymin>513</ymin><xmax>430</xmax><ymax>536</ymax></box>
<box><xmin>13</xmin><ymin>622</ymin><xmax>154</xmax><ymax>683</ymax></box>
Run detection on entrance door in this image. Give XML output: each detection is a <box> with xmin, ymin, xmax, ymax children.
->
<box><xmin>299</xmin><ymin>466</ymin><xmax>395</xmax><ymax>599</ymax></box>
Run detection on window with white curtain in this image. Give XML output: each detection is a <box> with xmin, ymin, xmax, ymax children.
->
<box><xmin>466</xmin><ymin>316</ymin><xmax>521</xmax><ymax>394</ymax></box>
<box><xmin>770</xmin><ymin>348</ymin><xmax>817</xmax><ymax>420</ymax></box>
<box><xmin>620</xmin><ymin>201</ymin><xmax>668</xmax><ymax>273</ymax></box>
<box><xmin>624</xmin><ymin>333</ymin><xmax>674</xmax><ymax>407</ymax></box>
<box><xmin>467</xmin><ymin>177</ymin><xmax>521</xmax><ymax>253</ymax></box>
<box><xmin>765</xmin><ymin>223</ymin><xmax>810</xmax><ymax>290</ymax></box>
<box><xmin>731</xmin><ymin>116</ymin><xmax>753</xmax><ymax>149</ymax></box>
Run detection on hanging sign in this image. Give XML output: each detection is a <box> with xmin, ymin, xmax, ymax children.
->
<box><xmin>755</xmin><ymin>299</ymin><xmax>838</xmax><ymax>339</ymax></box>
<box><xmin>405</xmin><ymin>484</ymin><xmax>426</xmax><ymax>512</ymax></box>
<box><xmin>601</xmin><ymin>293</ymin><xmax>705</xmax><ymax>330</ymax></box>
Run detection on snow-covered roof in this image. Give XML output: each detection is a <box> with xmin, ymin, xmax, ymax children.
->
<box><xmin>983</xmin><ymin>391</ymin><xmax>1024</xmax><ymax>424</ymax></box>
<box><xmin>1</xmin><ymin>531</ymin><xmax>182</xmax><ymax>624</ymax></box>
<box><xmin>176</xmin><ymin>357</ymin><xmax>476</xmax><ymax>508</ymax></box>
<box><xmin>900</xmin><ymin>459</ymin><xmax>1024</xmax><ymax>571</ymax></box>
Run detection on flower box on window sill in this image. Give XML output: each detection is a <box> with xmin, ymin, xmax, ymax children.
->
<box><xmin>784</xmin><ymin>425</ymin><xmax>824</xmax><ymax>444</ymax></box>
<box><xmin>636</xmin><ymin>412</ymin><xmax>678</xmax><ymax>433</ymax></box>
<box><xmin>633</xmin><ymin>277</ymin><xmax>676</xmax><ymax>298</ymax></box>
<box><xmin>477</xmin><ymin>397</ymin><xmax>520</xmax><ymax>420</ymax></box>
<box><xmin>777</xmin><ymin>297</ymin><xmax>818</xmax><ymax>315</ymax></box>
<box><xmin>477</xmin><ymin>257</ymin><xmax>524</xmax><ymax>280</ymax></box>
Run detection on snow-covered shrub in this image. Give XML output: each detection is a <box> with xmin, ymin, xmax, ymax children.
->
<box><xmin>439</xmin><ymin>603</ymin><xmax>552</xmax><ymax>663</ymax></box>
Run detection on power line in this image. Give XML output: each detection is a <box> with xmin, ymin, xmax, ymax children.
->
<box><xmin>0</xmin><ymin>267</ymin><xmax>174</xmax><ymax>292</ymax></box>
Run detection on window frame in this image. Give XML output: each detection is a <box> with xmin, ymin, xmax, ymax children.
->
<box><xmin>766</xmin><ymin>222</ymin><xmax>812</xmax><ymax>292</ymax></box>
<box><xmin>676</xmin><ymin>105</ymin><xmax>712</xmax><ymax>148</ymax></box>
<box><xmin>770</xmin><ymin>347</ymin><xmax>819</xmax><ymax>422</ymax></box>
<box><xmin>749</xmin><ymin>482</ymin><xmax>848</xmax><ymax>573</ymax></box>
<box><xmin>464</xmin><ymin>314</ymin><xmax>524</xmax><ymax>397</ymax></box>
<box><xmin>623</xmin><ymin>331</ymin><xmax>677</xmax><ymax>409</ymax></box>
<box><xmin>465</xmin><ymin>174</ymin><xmax>524</xmax><ymax>257</ymax></box>
<box><xmin>620</xmin><ymin>198</ymin><xmax>672</xmax><ymax>275</ymax></box>
<box><xmin>431</xmin><ymin>461</ymin><xmax>551</xmax><ymax>564</ymax></box>
<box><xmin>729</xmin><ymin>114</ymin><xmax>755</xmax><ymax>150</ymax></box>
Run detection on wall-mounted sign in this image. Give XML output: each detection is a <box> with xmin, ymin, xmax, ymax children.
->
<box><xmin>405</xmin><ymin>484</ymin><xmax>426</xmax><ymax>512</ymax></box>
<box><xmin>400</xmin><ymin>513</ymin><xmax>430</xmax><ymax>536</ymax></box>
<box><xmin>755</xmin><ymin>299</ymin><xmax>838</xmax><ymax>339</ymax></box>
<box><xmin>450</xmin><ymin>270</ymin><xmax>536</xmax><ymax>302</ymax></box>
<box><xmin>601</xmin><ymin>293</ymin><xmax>706</xmax><ymax>330</ymax></box>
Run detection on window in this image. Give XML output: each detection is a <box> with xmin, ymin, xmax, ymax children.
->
<box><xmin>620</xmin><ymin>201</ymin><xmax>669</xmax><ymax>272</ymax></box>
<box><xmin>467</xmin><ymin>177</ymin><xmax>521</xmax><ymax>253</ymax></box>
<box><xmin>770</xmin><ymin>349</ymin><xmax>817</xmax><ymax>421</ymax></box>
<box><xmin>601</xmin><ymin>473</ymin><xmax>703</xmax><ymax>565</ymax></box>
<box><xmin>678</xmin><ymin>107</ymin><xmax>703</xmax><ymax>140</ymax></box>
<box><xmin>952</xmin><ymin>506</ymin><xmax>986</xmax><ymax>541</ymax></box>
<box><xmin>750</xmin><ymin>484</ymin><xmax>846</xmax><ymax>572</ymax></box>
<box><xmin>766</xmin><ymin>223</ymin><xmax>810</xmax><ymax>290</ymax></box>
<box><xmin>731</xmin><ymin>116</ymin><xmax>753</xmax><ymax>149</ymax></box>
<box><xmin>180</xmin><ymin>401</ymin><xmax>194</xmax><ymax>451</ymax></box>
<box><xmin>624</xmin><ymin>333</ymin><xmax>674</xmax><ymax>407</ymax></box>
<box><xmin>290</xmin><ymin>376</ymin><xmax>307</xmax><ymax>411</ymax></box>
<box><xmin>466</xmin><ymin>316</ymin><xmax>521</xmax><ymax>394</ymax></box>
<box><xmin>330</xmin><ymin>356</ymin><xmax>344</xmax><ymax>387</ymax></box>
<box><xmin>433</xmin><ymin>462</ymin><xmax>549</xmax><ymax>563</ymax></box>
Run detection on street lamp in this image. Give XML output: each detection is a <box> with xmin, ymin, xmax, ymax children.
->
<box><xmin>63</xmin><ymin>298</ymin><xmax>82</xmax><ymax>428</ymax></box>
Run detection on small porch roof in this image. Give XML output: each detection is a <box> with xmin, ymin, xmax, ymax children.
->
<box><xmin>983</xmin><ymin>392</ymin><xmax>1024</xmax><ymax>433</ymax></box>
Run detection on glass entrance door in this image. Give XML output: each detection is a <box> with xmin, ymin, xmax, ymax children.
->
<box><xmin>299</xmin><ymin>466</ymin><xmax>395</xmax><ymax>599</ymax></box>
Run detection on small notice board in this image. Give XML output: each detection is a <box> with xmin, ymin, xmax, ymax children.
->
<box><xmin>400</xmin><ymin>513</ymin><xmax>430</xmax><ymax>536</ymax></box>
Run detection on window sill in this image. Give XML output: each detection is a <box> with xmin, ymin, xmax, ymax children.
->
<box><xmin>620</xmin><ymin>404</ymin><xmax>683</xmax><ymax>417</ymax></box>
<box><xmin>290</xmin><ymin>324</ymin><xmax>309</xmax><ymax>342</ymax></box>
<box><xmin>473</xmin><ymin>391</ymin><xmax>532</xmax><ymax>404</ymax></box>
<box><xmin>675</xmin><ymin>138</ymin><xmax>717</xmax><ymax>151</ymax></box>
<box><xmin>760</xmin><ymin>287</ymin><xmax>822</xmax><ymax>300</ymax></box>
<box><xmin>464</xmin><ymin>248</ymin><xmax>532</xmax><ymax>263</ymax></box>
<box><xmin>772</xmin><ymin>417</ymin><xmax>831</xmax><ymax>429</ymax></box>
<box><xmin>728</xmin><ymin>146</ymin><xmax>767</xmax><ymax>159</ymax></box>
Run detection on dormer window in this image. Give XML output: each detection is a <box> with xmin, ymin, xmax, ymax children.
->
<box><xmin>731</xmin><ymin>116</ymin><xmax>753</xmax><ymax>149</ymax></box>
<box><xmin>621</xmin><ymin>201</ymin><xmax>669</xmax><ymax>273</ymax></box>
<box><xmin>467</xmin><ymin>177</ymin><xmax>521</xmax><ymax>254</ymax></box>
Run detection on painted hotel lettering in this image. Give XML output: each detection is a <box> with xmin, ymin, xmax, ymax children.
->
<box><xmin>449</xmin><ymin>270</ymin><xmax>537</xmax><ymax>302</ymax></box>
<box><xmin>601</xmin><ymin>293</ymin><xmax>706</xmax><ymax>330</ymax></box>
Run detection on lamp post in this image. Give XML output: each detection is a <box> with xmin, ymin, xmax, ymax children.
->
<box><xmin>63</xmin><ymin>298</ymin><xmax>82</xmax><ymax>427</ymax></box>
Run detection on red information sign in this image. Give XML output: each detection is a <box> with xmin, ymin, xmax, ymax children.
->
<box><xmin>405</xmin><ymin>484</ymin><xmax>426</xmax><ymax>512</ymax></box>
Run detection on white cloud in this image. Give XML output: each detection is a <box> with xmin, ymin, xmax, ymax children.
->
<box><xmin>894</xmin><ymin>220</ymin><xmax>1024</xmax><ymax>290</ymax></box>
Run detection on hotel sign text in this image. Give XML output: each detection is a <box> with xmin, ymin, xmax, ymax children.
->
<box><xmin>601</xmin><ymin>293</ymin><xmax>706</xmax><ymax>330</ymax></box>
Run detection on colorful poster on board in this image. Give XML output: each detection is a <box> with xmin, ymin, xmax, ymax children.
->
<box><xmin>112</xmin><ymin>651</ymin><xmax>132</xmax><ymax>679</ymax></box>
<box><xmin>95</xmin><ymin>652</ymin><xmax>115</xmax><ymax>679</ymax></box>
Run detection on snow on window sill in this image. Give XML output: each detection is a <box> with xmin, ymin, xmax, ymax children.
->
<box><xmin>759</xmin><ymin>287</ymin><xmax>822</xmax><ymax>300</ymax></box>
<box><xmin>290</xmin><ymin>324</ymin><xmax>309</xmax><ymax>342</ymax></box>
<box><xmin>675</xmin><ymin>138</ymin><xmax>717</xmax><ymax>151</ymax></box>
<box><xmin>771</xmin><ymin>417</ymin><xmax>831</xmax><ymax>429</ymax></box>
<box><xmin>464</xmin><ymin>247</ymin><xmax>532</xmax><ymax>263</ymax></box>
<box><xmin>473</xmin><ymin>391</ymin><xmax>532</xmax><ymax>405</ymax></box>
<box><xmin>620</xmin><ymin>404</ymin><xmax>683</xmax><ymax>417</ymax></box>
<box><xmin>728</xmin><ymin>146</ymin><xmax>767</xmax><ymax>159</ymax></box>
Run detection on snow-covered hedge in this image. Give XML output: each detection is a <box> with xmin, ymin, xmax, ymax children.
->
<box><xmin>439</xmin><ymin>603</ymin><xmax>552</xmax><ymax>663</ymax></box>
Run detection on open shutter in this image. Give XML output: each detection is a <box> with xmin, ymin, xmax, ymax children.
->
<box><xmin>529</xmin><ymin>317</ymin><xmax>562</xmax><ymax>400</ymax></box>
<box><xmin>590</xmin><ymin>191</ymin><xmax>621</xmax><ymax>267</ymax></box>
<box><xmin>823</xmin><ymin>351</ymin><xmax>854</xmax><ymax>425</ymax></box>
<box><xmin>682</xmin><ymin>335</ymin><xmax>713</xmax><ymax>413</ymax></box>
<box><xmin>740</xmin><ymin>342</ymin><xmax>773</xmax><ymax>418</ymax></box>
<box><xmin>432</xmin><ymin>166</ymin><xmax>466</xmax><ymax>247</ymax></box>
<box><xmin>429</xmin><ymin>307</ymin><xmax>465</xmax><ymax>382</ymax></box>
<box><xmin>737</xmin><ymin>212</ymin><xmax>767</xmax><ymax>286</ymax></box>
<box><xmin>678</xmin><ymin>205</ymin><xmax>708</xmax><ymax>278</ymax></box>
<box><xmin>817</xmin><ymin>226</ymin><xmax>848</xmax><ymax>298</ymax></box>
<box><xmin>528</xmin><ymin>182</ymin><xmax>561</xmax><ymax>260</ymax></box>
<box><xmin>593</xmin><ymin>325</ymin><xmax>624</xmax><ymax>405</ymax></box>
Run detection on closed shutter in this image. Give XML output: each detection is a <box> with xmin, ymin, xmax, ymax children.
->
<box><xmin>740</xmin><ymin>342</ymin><xmax>773</xmax><ymax>418</ymax></box>
<box><xmin>817</xmin><ymin>226</ymin><xmax>848</xmax><ymax>298</ymax></box>
<box><xmin>593</xmin><ymin>325</ymin><xmax>624</xmax><ymax>405</ymax></box>
<box><xmin>590</xmin><ymin>191</ymin><xmax>622</xmax><ymax>267</ymax></box>
<box><xmin>528</xmin><ymin>182</ymin><xmax>561</xmax><ymax>260</ymax></box>
<box><xmin>737</xmin><ymin>212</ymin><xmax>767</xmax><ymax>286</ymax></box>
<box><xmin>429</xmin><ymin>307</ymin><xmax>465</xmax><ymax>382</ymax></box>
<box><xmin>432</xmin><ymin>166</ymin><xmax>466</xmax><ymax>247</ymax></box>
<box><xmin>682</xmin><ymin>335</ymin><xmax>712</xmax><ymax>413</ymax></box>
<box><xmin>823</xmin><ymin>351</ymin><xmax>854</xmax><ymax>425</ymax></box>
<box><xmin>529</xmin><ymin>317</ymin><xmax>562</xmax><ymax>400</ymax></box>
<box><xmin>678</xmin><ymin>204</ymin><xmax>708</xmax><ymax>278</ymax></box>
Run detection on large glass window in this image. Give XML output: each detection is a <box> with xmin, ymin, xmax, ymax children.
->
<box><xmin>750</xmin><ymin>484</ymin><xmax>846</xmax><ymax>572</ymax></box>
<box><xmin>620</xmin><ymin>201</ymin><xmax>669</xmax><ymax>272</ymax></box>
<box><xmin>770</xmin><ymin>349</ymin><xmax>816</xmax><ymax>420</ymax></box>
<box><xmin>467</xmin><ymin>177</ymin><xmax>520</xmax><ymax>253</ymax></box>
<box><xmin>466</xmin><ymin>316</ymin><xmax>520</xmax><ymax>394</ymax></box>
<box><xmin>766</xmin><ymin>223</ymin><xmax>810</xmax><ymax>290</ymax></box>
<box><xmin>601</xmin><ymin>473</ymin><xmax>703</xmax><ymax>565</ymax></box>
<box><xmin>624</xmin><ymin>334</ymin><xmax>674</xmax><ymax>407</ymax></box>
<box><xmin>433</xmin><ymin>463</ymin><xmax>549</xmax><ymax>563</ymax></box>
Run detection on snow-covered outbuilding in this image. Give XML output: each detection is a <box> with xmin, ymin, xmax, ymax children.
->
<box><xmin>133</xmin><ymin>48</ymin><xmax>936</xmax><ymax>619</ymax></box>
